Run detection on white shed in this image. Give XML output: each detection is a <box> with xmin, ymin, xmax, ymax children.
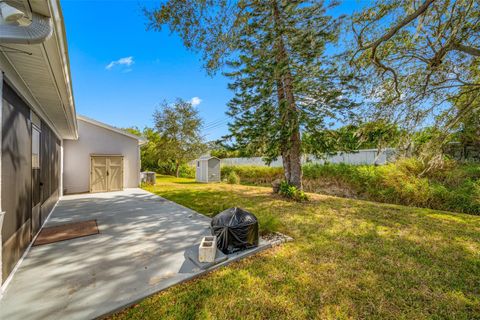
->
<box><xmin>63</xmin><ymin>115</ymin><xmax>146</xmax><ymax>194</ymax></box>
<box><xmin>195</xmin><ymin>156</ymin><xmax>221</xmax><ymax>183</ymax></box>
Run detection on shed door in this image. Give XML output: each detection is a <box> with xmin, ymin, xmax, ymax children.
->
<box><xmin>208</xmin><ymin>159</ymin><xmax>220</xmax><ymax>182</ymax></box>
<box><xmin>90</xmin><ymin>156</ymin><xmax>123</xmax><ymax>192</ymax></box>
<box><xmin>107</xmin><ymin>156</ymin><xmax>123</xmax><ymax>191</ymax></box>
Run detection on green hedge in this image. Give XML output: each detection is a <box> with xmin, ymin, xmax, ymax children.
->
<box><xmin>221</xmin><ymin>159</ymin><xmax>480</xmax><ymax>215</ymax></box>
<box><xmin>178</xmin><ymin>165</ymin><xmax>195</xmax><ymax>178</ymax></box>
<box><xmin>156</xmin><ymin>163</ymin><xmax>195</xmax><ymax>178</ymax></box>
<box><xmin>221</xmin><ymin>166</ymin><xmax>284</xmax><ymax>185</ymax></box>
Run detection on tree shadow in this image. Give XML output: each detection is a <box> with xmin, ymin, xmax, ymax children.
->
<box><xmin>0</xmin><ymin>190</ymin><xmax>215</xmax><ymax>320</ymax></box>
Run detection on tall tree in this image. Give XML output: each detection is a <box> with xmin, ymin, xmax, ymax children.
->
<box><xmin>153</xmin><ymin>99</ymin><xmax>206</xmax><ymax>177</ymax></box>
<box><xmin>146</xmin><ymin>0</ymin><xmax>355</xmax><ymax>189</ymax></box>
<box><xmin>124</xmin><ymin>126</ymin><xmax>165</xmax><ymax>171</ymax></box>
<box><xmin>349</xmin><ymin>0</ymin><xmax>480</xmax><ymax>159</ymax></box>
<box><xmin>302</xmin><ymin>121</ymin><xmax>401</xmax><ymax>161</ymax></box>
<box><xmin>140</xmin><ymin>127</ymin><xmax>163</xmax><ymax>171</ymax></box>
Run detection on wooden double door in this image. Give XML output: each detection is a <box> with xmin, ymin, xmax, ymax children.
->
<box><xmin>90</xmin><ymin>155</ymin><xmax>124</xmax><ymax>193</ymax></box>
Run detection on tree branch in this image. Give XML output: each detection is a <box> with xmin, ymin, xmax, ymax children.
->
<box><xmin>356</xmin><ymin>0</ymin><xmax>437</xmax><ymax>98</ymax></box>
<box><xmin>360</xmin><ymin>0</ymin><xmax>436</xmax><ymax>51</ymax></box>
<box><xmin>451</xmin><ymin>43</ymin><xmax>480</xmax><ymax>56</ymax></box>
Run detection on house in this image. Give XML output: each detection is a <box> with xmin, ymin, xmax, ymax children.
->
<box><xmin>0</xmin><ymin>0</ymin><xmax>143</xmax><ymax>287</ymax></box>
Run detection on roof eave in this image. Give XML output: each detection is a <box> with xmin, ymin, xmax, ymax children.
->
<box><xmin>77</xmin><ymin>115</ymin><xmax>146</xmax><ymax>144</ymax></box>
<box><xmin>1</xmin><ymin>0</ymin><xmax>78</xmax><ymax>139</ymax></box>
<box><xmin>48</xmin><ymin>0</ymin><xmax>78</xmax><ymax>138</ymax></box>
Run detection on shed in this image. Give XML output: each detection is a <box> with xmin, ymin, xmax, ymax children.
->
<box><xmin>63</xmin><ymin>115</ymin><xmax>146</xmax><ymax>194</ymax></box>
<box><xmin>195</xmin><ymin>156</ymin><xmax>221</xmax><ymax>183</ymax></box>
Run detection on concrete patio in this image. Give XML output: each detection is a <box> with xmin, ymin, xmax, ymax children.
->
<box><xmin>0</xmin><ymin>189</ymin><xmax>269</xmax><ymax>320</ymax></box>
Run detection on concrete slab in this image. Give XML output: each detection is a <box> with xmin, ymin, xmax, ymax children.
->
<box><xmin>0</xmin><ymin>189</ymin><xmax>270</xmax><ymax>320</ymax></box>
<box><xmin>185</xmin><ymin>244</ymin><xmax>228</xmax><ymax>269</ymax></box>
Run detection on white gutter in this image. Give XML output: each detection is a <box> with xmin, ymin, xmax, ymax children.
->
<box><xmin>0</xmin><ymin>2</ymin><xmax>53</xmax><ymax>44</ymax></box>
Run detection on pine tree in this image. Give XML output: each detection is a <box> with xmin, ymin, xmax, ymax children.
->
<box><xmin>146</xmin><ymin>0</ymin><xmax>355</xmax><ymax>189</ymax></box>
<box><xmin>224</xmin><ymin>1</ymin><xmax>354</xmax><ymax>189</ymax></box>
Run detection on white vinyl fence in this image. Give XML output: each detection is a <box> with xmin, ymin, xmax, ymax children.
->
<box><xmin>220</xmin><ymin>148</ymin><xmax>396</xmax><ymax>167</ymax></box>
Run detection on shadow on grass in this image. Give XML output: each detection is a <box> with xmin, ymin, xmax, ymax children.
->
<box><xmin>111</xmin><ymin>181</ymin><xmax>480</xmax><ymax>319</ymax></box>
<box><xmin>114</xmin><ymin>223</ymin><xmax>480</xmax><ymax>319</ymax></box>
<box><xmin>151</xmin><ymin>186</ymin><xmax>283</xmax><ymax>234</ymax></box>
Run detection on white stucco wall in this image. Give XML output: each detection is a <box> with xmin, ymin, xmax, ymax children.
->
<box><xmin>63</xmin><ymin>119</ymin><xmax>140</xmax><ymax>194</ymax></box>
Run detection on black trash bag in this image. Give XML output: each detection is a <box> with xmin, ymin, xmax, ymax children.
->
<box><xmin>211</xmin><ymin>207</ymin><xmax>259</xmax><ymax>254</ymax></box>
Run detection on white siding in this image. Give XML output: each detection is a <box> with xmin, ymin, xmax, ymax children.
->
<box><xmin>63</xmin><ymin>119</ymin><xmax>140</xmax><ymax>194</ymax></box>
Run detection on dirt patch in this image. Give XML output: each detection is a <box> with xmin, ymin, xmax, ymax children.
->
<box><xmin>303</xmin><ymin>178</ymin><xmax>359</xmax><ymax>199</ymax></box>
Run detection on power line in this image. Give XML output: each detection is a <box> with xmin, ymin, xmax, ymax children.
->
<box><xmin>203</xmin><ymin>121</ymin><xmax>230</xmax><ymax>137</ymax></box>
<box><xmin>203</xmin><ymin>117</ymin><xmax>227</xmax><ymax>126</ymax></box>
<box><xmin>203</xmin><ymin>119</ymin><xmax>229</xmax><ymax>130</ymax></box>
<box><xmin>203</xmin><ymin>117</ymin><xmax>226</xmax><ymax>126</ymax></box>
<box><xmin>204</xmin><ymin>121</ymin><xmax>229</xmax><ymax>130</ymax></box>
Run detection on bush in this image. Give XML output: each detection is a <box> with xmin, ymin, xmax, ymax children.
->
<box><xmin>302</xmin><ymin>159</ymin><xmax>480</xmax><ymax>214</ymax></box>
<box><xmin>221</xmin><ymin>166</ymin><xmax>283</xmax><ymax>185</ymax></box>
<box><xmin>226</xmin><ymin>171</ymin><xmax>240</xmax><ymax>184</ymax></box>
<box><xmin>177</xmin><ymin>164</ymin><xmax>195</xmax><ymax>178</ymax></box>
<box><xmin>278</xmin><ymin>181</ymin><xmax>308</xmax><ymax>202</ymax></box>
<box><xmin>222</xmin><ymin>160</ymin><xmax>480</xmax><ymax>214</ymax></box>
<box><xmin>155</xmin><ymin>162</ymin><xmax>195</xmax><ymax>178</ymax></box>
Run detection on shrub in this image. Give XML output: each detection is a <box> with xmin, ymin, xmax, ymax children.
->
<box><xmin>156</xmin><ymin>162</ymin><xmax>195</xmax><ymax>178</ymax></box>
<box><xmin>226</xmin><ymin>171</ymin><xmax>240</xmax><ymax>184</ymax></box>
<box><xmin>278</xmin><ymin>181</ymin><xmax>308</xmax><ymax>202</ymax></box>
<box><xmin>178</xmin><ymin>164</ymin><xmax>195</xmax><ymax>178</ymax></box>
<box><xmin>302</xmin><ymin>159</ymin><xmax>480</xmax><ymax>214</ymax></box>
<box><xmin>221</xmin><ymin>166</ymin><xmax>283</xmax><ymax>185</ymax></box>
<box><xmin>221</xmin><ymin>160</ymin><xmax>479</xmax><ymax>214</ymax></box>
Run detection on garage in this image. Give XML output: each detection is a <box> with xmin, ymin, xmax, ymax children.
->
<box><xmin>63</xmin><ymin>116</ymin><xmax>145</xmax><ymax>195</ymax></box>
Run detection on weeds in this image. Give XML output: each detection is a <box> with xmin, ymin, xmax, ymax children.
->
<box><xmin>278</xmin><ymin>181</ymin><xmax>308</xmax><ymax>202</ymax></box>
<box><xmin>221</xmin><ymin>159</ymin><xmax>480</xmax><ymax>214</ymax></box>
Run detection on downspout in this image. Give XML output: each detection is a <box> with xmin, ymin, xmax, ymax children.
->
<box><xmin>0</xmin><ymin>1</ymin><xmax>53</xmax><ymax>44</ymax></box>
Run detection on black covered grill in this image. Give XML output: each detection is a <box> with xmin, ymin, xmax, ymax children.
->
<box><xmin>211</xmin><ymin>207</ymin><xmax>259</xmax><ymax>254</ymax></box>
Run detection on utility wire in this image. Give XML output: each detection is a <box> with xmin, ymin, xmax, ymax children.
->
<box><xmin>203</xmin><ymin>118</ymin><xmax>227</xmax><ymax>126</ymax></box>
<box><xmin>204</xmin><ymin>121</ymin><xmax>229</xmax><ymax>131</ymax></box>
<box><xmin>203</xmin><ymin>119</ymin><xmax>229</xmax><ymax>130</ymax></box>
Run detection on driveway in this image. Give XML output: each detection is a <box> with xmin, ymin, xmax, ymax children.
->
<box><xmin>0</xmin><ymin>189</ymin><xmax>268</xmax><ymax>319</ymax></box>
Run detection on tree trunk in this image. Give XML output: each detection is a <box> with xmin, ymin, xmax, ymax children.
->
<box><xmin>175</xmin><ymin>161</ymin><xmax>180</xmax><ymax>177</ymax></box>
<box><xmin>282</xmin><ymin>58</ymin><xmax>302</xmax><ymax>189</ymax></box>
<box><xmin>275</xmin><ymin>59</ymin><xmax>291</xmax><ymax>182</ymax></box>
<box><xmin>286</xmin><ymin>125</ymin><xmax>303</xmax><ymax>189</ymax></box>
<box><xmin>272</xmin><ymin>0</ymin><xmax>303</xmax><ymax>189</ymax></box>
<box><xmin>281</xmin><ymin>150</ymin><xmax>291</xmax><ymax>182</ymax></box>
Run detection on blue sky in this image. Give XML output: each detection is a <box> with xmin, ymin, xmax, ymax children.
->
<box><xmin>61</xmin><ymin>0</ymin><xmax>365</xmax><ymax>141</ymax></box>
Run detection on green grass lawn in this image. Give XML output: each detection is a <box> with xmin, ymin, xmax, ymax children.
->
<box><xmin>111</xmin><ymin>175</ymin><xmax>480</xmax><ymax>319</ymax></box>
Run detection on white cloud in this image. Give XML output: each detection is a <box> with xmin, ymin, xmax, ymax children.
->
<box><xmin>106</xmin><ymin>56</ymin><xmax>134</xmax><ymax>70</ymax></box>
<box><xmin>190</xmin><ymin>97</ymin><xmax>202</xmax><ymax>106</ymax></box>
